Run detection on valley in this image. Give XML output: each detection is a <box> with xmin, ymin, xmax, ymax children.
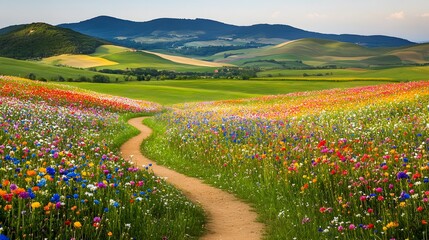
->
<box><xmin>0</xmin><ymin>9</ymin><xmax>428</xmax><ymax>240</ymax></box>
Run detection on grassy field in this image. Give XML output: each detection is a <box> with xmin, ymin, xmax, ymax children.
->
<box><xmin>42</xmin><ymin>54</ymin><xmax>118</xmax><ymax>68</ymax></box>
<box><xmin>0</xmin><ymin>56</ymin><xmax>122</xmax><ymax>80</ymax></box>
<box><xmin>40</xmin><ymin>45</ymin><xmax>219</xmax><ymax>72</ymax></box>
<box><xmin>207</xmin><ymin>39</ymin><xmax>383</xmax><ymax>65</ymax></box>
<box><xmin>207</xmin><ymin>39</ymin><xmax>429</xmax><ymax>68</ymax></box>
<box><xmin>60</xmin><ymin>79</ymin><xmax>391</xmax><ymax>105</ymax></box>
<box><xmin>96</xmin><ymin>50</ymin><xmax>214</xmax><ymax>72</ymax></box>
<box><xmin>258</xmin><ymin>66</ymin><xmax>429</xmax><ymax>81</ymax></box>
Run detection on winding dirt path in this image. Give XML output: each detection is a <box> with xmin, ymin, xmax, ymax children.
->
<box><xmin>121</xmin><ymin>117</ymin><xmax>264</xmax><ymax>240</ymax></box>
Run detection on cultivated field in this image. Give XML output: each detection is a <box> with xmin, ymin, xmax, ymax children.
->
<box><xmin>42</xmin><ymin>54</ymin><xmax>118</xmax><ymax>68</ymax></box>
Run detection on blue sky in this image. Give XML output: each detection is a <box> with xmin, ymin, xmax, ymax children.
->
<box><xmin>1</xmin><ymin>0</ymin><xmax>429</xmax><ymax>42</ymax></box>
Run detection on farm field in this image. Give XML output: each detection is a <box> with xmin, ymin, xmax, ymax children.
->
<box><xmin>142</xmin><ymin>80</ymin><xmax>429</xmax><ymax>239</ymax></box>
<box><xmin>60</xmin><ymin>79</ymin><xmax>390</xmax><ymax>105</ymax></box>
<box><xmin>0</xmin><ymin>76</ymin><xmax>205</xmax><ymax>239</ymax></box>
<box><xmin>0</xmin><ymin>45</ymin><xmax>219</xmax><ymax>82</ymax></box>
<box><xmin>0</xmin><ymin>57</ymin><xmax>122</xmax><ymax>81</ymax></box>
<box><xmin>41</xmin><ymin>45</ymin><xmax>219</xmax><ymax>72</ymax></box>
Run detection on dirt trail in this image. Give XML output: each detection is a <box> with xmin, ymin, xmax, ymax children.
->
<box><xmin>120</xmin><ymin>117</ymin><xmax>264</xmax><ymax>240</ymax></box>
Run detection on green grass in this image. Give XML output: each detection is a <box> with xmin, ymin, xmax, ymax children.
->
<box><xmin>0</xmin><ymin>56</ymin><xmax>122</xmax><ymax>80</ymax></box>
<box><xmin>96</xmin><ymin>51</ymin><xmax>213</xmax><ymax>72</ymax></box>
<box><xmin>209</xmin><ymin>39</ymin><xmax>429</xmax><ymax>68</ymax></box>
<box><xmin>258</xmin><ymin>66</ymin><xmax>429</xmax><ymax>81</ymax></box>
<box><xmin>208</xmin><ymin>39</ymin><xmax>384</xmax><ymax>66</ymax></box>
<box><xmin>91</xmin><ymin>45</ymin><xmax>130</xmax><ymax>57</ymax></box>
<box><xmin>59</xmin><ymin>79</ymin><xmax>389</xmax><ymax>105</ymax></box>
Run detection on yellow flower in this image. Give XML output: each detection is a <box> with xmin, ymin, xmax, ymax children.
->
<box><xmin>108</xmin><ymin>232</ymin><xmax>113</xmax><ymax>237</ymax></box>
<box><xmin>74</xmin><ymin>221</ymin><xmax>82</xmax><ymax>228</ymax></box>
<box><xmin>31</xmin><ymin>202</ymin><xmax>41</xmax><ymax>209</ymax></box>
<box><xmin>399</xmin><ymin>202</ymin><xmax>406</xmax><ymax>207</ymax></box>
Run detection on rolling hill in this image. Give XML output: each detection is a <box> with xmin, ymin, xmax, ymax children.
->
<box><xmin>0</xmin><ymin>56</ymin><xmax>122</xmax><ymax>81</ymax></box>
<box><xmin>208</xmin><ymin>38</ymin><xmax>429</xmax><ymax>68</ymax></box>
<box><xmin>58</xmin><ymin>16</ymin><xmax>415</xmax><ymax>56</ymax></box>
<box><xmin>41</xmin><ymin>45</ymin><xmax>229</xmax><ymax>70</ymax></box>
<box><xmin>0</xmin><ymin>23</ymin><xmax>107</xmax><ymax>59</ymax></box>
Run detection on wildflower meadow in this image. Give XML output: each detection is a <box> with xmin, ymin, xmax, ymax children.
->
<box><xmin>0</xmin><ymin>76</ymin><xmax>204</xmax><ymax>240</ymax></box>
<box><xmin>144</xmin><ymin>81</ymin><xmax>429</xmax><ymax>239</ymax></box>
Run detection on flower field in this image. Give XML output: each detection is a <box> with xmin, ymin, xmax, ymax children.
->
<box><xmin>144</xmin><ymin>81</ymin><xmax>429</xmax><ymax>239</ymax></box>
<box><xmin>0</xmin><ymin>76</ymin><xmax>204</xmax><ymax>240</ymax></box>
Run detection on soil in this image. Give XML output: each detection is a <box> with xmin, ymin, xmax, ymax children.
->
<box><xmin>120</xmin><ymin>117</ymin><xmax>265</xmax><ymax>240</ymax></box>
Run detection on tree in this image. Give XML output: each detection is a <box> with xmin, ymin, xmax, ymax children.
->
<box><xmin>92</xmin><ymin>75</ymin><xmax>110</xmax><ymax>83</ymax></box>
<box><xmin>27</xmin><ymin>73</ymin><xmax>36</xmax><ymax>80</ymax></box>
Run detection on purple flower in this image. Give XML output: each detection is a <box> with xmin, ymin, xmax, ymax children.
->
<box><xmin>93</xmin><ymin>216</ymin><xmax>101</xmax><ymax>223</ymax></box>
<box><xmin>397</xmin><ymin>172</ymin><xmax>409</xmax><ymax>179</ymax></box>
<box><xmin>18</xmin><ymin>192</ymin><xmax>30</xmax><ymax>199</ymax></box>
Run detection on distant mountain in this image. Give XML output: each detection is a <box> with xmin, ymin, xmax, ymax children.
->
<box><xmin>58</xmin><ymin>16</ymin><xmax>415</xmax><ymax>56</ymax></box>
<box><xmin>0</xmin><ymin>23</ymin><xmax>107</xmax><ymax>59</ymax></box>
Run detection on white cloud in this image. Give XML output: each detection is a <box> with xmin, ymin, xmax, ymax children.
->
<box><xmin>306</xmin><ymin>13</ymin><xmax>327</xmax><ymax>19</ymax></box>
<box><xmin>422</xmin><ymin>13</ymin><xmax>429</xmax><ymax>18</ymax></box>
<box><xmin>388</xmin><ymin>11</ymin><xmax>405</xmax><ymax>20</ymax></box>
<box><xmin>271</xmin><ymin>11</ymin><xmax>281</xmax><ymax>19</ymax></box>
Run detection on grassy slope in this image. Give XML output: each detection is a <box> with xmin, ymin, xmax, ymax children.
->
<box><xmin>0</xmin><ymin>56</ymin><xmax>122</xmax><ymax>80</ymax></box>
<box><xmin>207</xmin><ymin>39</ymin><xmax>383</xmax><ymax>65</ymax></box>
<box><xmin>0</xmin><ymin>23</ymin><xmax>105</xmax><ymax>59</ymax></box>
<box><xmin>41</xmin><ymin>54</ymin><xmax>118</xmax><ymax>68</ymax></box>
<box><xmin>60</xmin><ymin>80</ymin><xmax>388</xmax><ymax>105</ymax></box>
<box><xmin>388</xmin><ymin>42</ymin><xmax>429</xmax><ymax>63</ymax></box>
<box><xmin>97</xmin><ymin>50</ymin><xmax>213</xmax><ymax>72</ymax></box>
<box><xmin>37</xmin><ymin>45</ymin><xmax>216</xmax><ymax>72</ymax></box>
<box><xmin>208</xmin><ymin>38</ymin><xmax>429</xmax><ymax>68</ymax></box>
<box><xmin>258</xmin><ymin>66</ymin><xmax>429</xmax><ymax>81</ymax></box>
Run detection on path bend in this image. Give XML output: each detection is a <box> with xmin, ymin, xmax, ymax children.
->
<box><xmin>120</xmin><ymin>117</ymin><xmax>264</xmax><ymax>240</ymax></box>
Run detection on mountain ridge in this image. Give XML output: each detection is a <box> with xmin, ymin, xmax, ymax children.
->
<box><xmin>57</xmin><ymin>16</ymin><xmax>415</xmax><ymax>55</ymax></box>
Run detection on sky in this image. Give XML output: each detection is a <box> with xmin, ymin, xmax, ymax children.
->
<box><xmin>1</xmin><ymin>0</ymin><xmax>429</xmax><ymax>42</ymax></box>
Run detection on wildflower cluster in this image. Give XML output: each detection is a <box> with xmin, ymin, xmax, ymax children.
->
<box><xmin>0</xmin><ymin>76</ymin><xmax>203</xmax><ymax>239</ymax></box>
<box><xmin>154</xmin><ymin>81</ymin><xmax>429</xmax><ymax>239</ymax></box>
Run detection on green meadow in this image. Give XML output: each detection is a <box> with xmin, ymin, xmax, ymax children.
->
<box><xmin>93</xmin><ymin>48</ymin><xmax>214</xmax><ymax>72</ymax></box>
<box><xmin>61</xmin><ymin>80</ymin><xmax>390</xmax><ymax>105</ymax></box>
<box><xmin>0</xmin><ymin>56</ymin><xmax>122</xmax><ymax>80</ymax></box>
<box><xmin>257</xmin><ymin>66</ymin><xmax>429</xmax><ymax>81</ymax></box>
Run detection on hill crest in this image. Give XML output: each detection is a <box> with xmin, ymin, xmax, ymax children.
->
<box><xmin>0</xmin><ymin>22</ymin><xmax>107</xmax><ymax>59</ymax></box>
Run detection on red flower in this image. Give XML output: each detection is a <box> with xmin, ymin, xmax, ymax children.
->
<box><xmin>317</xmin><ymin>140</ymin><xmax>326</xmax><ymax>148</ymax></box>
<box><xmin>2</xmin><ymin>193</ymin><xmax>13</xmax><ymax>202</ymax></box>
